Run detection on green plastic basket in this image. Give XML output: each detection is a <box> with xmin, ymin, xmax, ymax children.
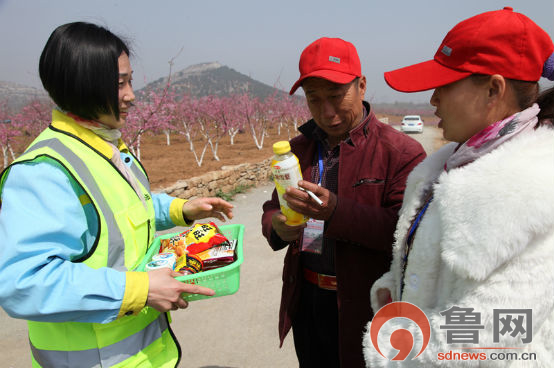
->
<box><xmin>137</xmin><ymin>224</ymin><xmax>244</xmax><ymax>301</ymax></box>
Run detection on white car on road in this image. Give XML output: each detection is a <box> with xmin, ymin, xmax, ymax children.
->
<box><xmin>400</xmin><ymin>115</ymin><xmax>424</xmax><ymax>133</ymax></box>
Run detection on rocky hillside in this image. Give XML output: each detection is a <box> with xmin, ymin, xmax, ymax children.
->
<box><xmin>139</xmin><ymin>62</ymin><xmax>289</xmax><ymax>100</ymax></box>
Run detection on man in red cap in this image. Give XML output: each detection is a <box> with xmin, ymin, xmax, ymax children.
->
<box><xmin>261</xmin><ymin>37</ymin><xmax>426</xmax><ymax>367</ymax></box>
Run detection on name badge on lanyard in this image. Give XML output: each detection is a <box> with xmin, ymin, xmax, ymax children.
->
<box><xmin>302</xmin><ymin>143</ymin><xmax>325</xmax><ymax>254</ymax></box>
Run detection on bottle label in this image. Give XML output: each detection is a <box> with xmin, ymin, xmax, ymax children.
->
<box><xmin>271</xmin><ymin>155</ymin><xmax>308</xmax><ymax>225</ymax></box>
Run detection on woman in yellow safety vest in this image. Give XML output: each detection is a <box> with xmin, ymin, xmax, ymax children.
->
<box><xmin>0</xmin><ymin>22</ymin><xmax>233</xmax><ymax>367</ymax></box>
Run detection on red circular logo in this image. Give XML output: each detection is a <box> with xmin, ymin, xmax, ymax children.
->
<box><xmin>370</xmin><ymin>302</ymin><xmax>431</xmax><ymax>361</ymax></box>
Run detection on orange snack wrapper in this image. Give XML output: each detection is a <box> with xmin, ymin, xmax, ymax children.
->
<box><xmin>159</xmin><ymin>236</ymin><xmax>187</xmax><ymax>257</ymax></box>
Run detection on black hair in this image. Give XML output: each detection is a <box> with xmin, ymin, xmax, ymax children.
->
<box><xmin>39</xmin><ymin>22</ymin><xmax>130</xmax><ymax>121</ymax></box>
<box><xmin>502</xmin><ymin>80</ymin><xmax>554</xmax><ymax>124</ymax></box>
<box><xmin>537</xmin><ymin>87</ymin><xmax>554</xmax><ymax>122</ymax></box>
<box><xmin>470</xmin><ymin>74</ymin><xmax>544</xmax><ymax>116</ymax></box>
<box><xmin>505</xmin><ymin>79</ymin><xmax>539</xmax><ymax>111</ymax></box>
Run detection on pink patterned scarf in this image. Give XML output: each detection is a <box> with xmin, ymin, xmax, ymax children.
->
<box><xmin>445</xmin><ymin>104</ymin><xmax>540</xmax><ymax>171</ymax></box>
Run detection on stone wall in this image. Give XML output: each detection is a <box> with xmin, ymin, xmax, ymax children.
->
<box><xmin>156</xmin><ymin>158</ymin><xmax>273</xmax><ymax>198</ymax></box>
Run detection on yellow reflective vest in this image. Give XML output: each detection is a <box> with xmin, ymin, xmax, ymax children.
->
<box><xmin>2</xmin><ymin>110</ymin><xmax>180</xmax><ymax>367</ymax></box>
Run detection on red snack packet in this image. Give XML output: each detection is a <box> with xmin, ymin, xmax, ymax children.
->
<box><xmin>183</xmin><ymin>222</ymin><xmax>230</xmax><ymax>254</ymax></box>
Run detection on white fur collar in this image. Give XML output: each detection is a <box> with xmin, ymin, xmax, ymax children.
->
<box><xmin>415</xmin><ymin>127</ymin><xmax>554</xmax><ymax>280</ymax></box>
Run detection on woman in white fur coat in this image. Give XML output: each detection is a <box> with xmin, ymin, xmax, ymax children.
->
<box><xmin>363</xmin><ymin>8</ymin><xmax>554</xmax><ymax>367</ymax></box>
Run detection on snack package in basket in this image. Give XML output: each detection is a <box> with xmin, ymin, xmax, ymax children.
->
<box><xmin>159</xmin><ymin>235</ymin><xmax>187</xmax><ymax>257</ymax></box>
<box><xmin>195</xmin><ymin>239</ymin><xmax>237</xmax><ymax>270</ymax></box>
<box><xmin>175</xmin><ymin>253</ymin><xmax>203</xmax><ymax>275</ymax></box>
<box><xmin>182</xmin><ymin>222</ymin><xmax>231</xmax><ymax>254</ymax></box>
<box><xmin>159</xmin><ymin>222</ymin><xmax>235</xmax><ymax>272</ymax></box>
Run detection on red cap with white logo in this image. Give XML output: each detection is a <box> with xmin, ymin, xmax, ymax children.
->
<box><xmin>384</xmin><ymin>7</ymin><xmax>554</xmax><ymax>92</ymax></box>
<box><xmin>290</xmin><ymin>37</ymin><xmax>362</xmax><ymax>95</ymax></box>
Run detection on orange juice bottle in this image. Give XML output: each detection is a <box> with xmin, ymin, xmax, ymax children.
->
<box><xmin>271</xmin><ymin>141</ymin><xmax>309</xmax><ymax>225</ymax></box>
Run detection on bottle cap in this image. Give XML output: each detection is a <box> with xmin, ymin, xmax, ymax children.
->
<box><xmin>273</xmin><ymin>141</ymin><xmax>291</xmax><ymax>155</ymax></box>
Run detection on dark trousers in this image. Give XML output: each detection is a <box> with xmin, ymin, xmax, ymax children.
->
<box><xmin>291</xmin><ymin>279</ymin><xmax>340</xmax><ymax>368</ymax></box>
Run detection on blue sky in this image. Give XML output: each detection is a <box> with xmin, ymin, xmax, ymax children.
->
<box><xmin>1</xmin><ymin>0</ymin><xmax>552</xmax><ymax>103</ymax></box>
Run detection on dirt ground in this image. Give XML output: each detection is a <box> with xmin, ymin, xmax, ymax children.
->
<box><xmin>140</xmin><ymin>114</ymin><xmax>438</xmax><ymax>191</ymax></box>
<box><xmin>140</xmin><ymin>127</ymin><xmax>291</xmax><ymax>191</ymax></box>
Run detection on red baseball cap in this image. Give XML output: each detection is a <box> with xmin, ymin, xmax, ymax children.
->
<box><xmin>289</xmin><ymin>37</ymin><xmax>362</xmax><ymax>95</ymax></box>
<box><xmin>385</xmin><ymin>7</ymin><xmax>554</xmax><ymax>92</ymax></box>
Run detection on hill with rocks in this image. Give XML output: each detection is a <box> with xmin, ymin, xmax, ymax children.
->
<box><xmin>138</xmin><ymin>62</ymin><xmax>289</xmax><ymax>100</ymax></box>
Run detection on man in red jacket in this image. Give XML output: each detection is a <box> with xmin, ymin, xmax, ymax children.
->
<box><xmin>261</xmin><ymin>37</ymin><xmax>426</xmax><ymax>367</ymax></box>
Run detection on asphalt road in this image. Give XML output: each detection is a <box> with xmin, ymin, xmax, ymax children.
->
<box><xmin>397</xmin><ymin>125</ymin><xmax>443</xmax><ymax>156</ymax></box>
<box><xmin>0</xmin><ymin>127</ymin><xmax>442</xmax><ymax>368</ymax></box>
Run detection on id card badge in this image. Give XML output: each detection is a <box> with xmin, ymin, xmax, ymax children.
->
<box><xmin>301</xmin><ymin>219</ymin><xmax>324</xmax><ymax>254</ymax></box>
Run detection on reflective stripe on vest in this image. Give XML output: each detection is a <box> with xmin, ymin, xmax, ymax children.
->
<box><xmin>129</xmin><ymin>158</ymin><xmax>150</xmax><ymax>193</ymax></box>
<box><xmin>24</xmin><ymin>138</ymin><xmax>126</xmax><ymax>270</ymax></box>
<box><xmin>30</xmin><ymin>313</ymin><xmax>169</xmax><ymax>368</ymax></box>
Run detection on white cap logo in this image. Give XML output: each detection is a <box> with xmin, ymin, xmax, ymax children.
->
<box><xmin>441</xmin><ymin>45</ymin><xmax>452</xmax><ymax>56</ymax></box>
<box><xmin>329</xmin><ymin>56</ymin><xmax>341</xmax><ymax>64</ymax></box>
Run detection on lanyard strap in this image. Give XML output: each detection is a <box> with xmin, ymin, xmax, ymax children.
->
<box><xmin>400</xmin><ymin>192</ymin><xmax>433</xmax><ymax>298</ymax></box>
<box><xmin>317</xmin><ymin>143</ymin><xmax>323</xmax><ymax>185</ymax></box>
